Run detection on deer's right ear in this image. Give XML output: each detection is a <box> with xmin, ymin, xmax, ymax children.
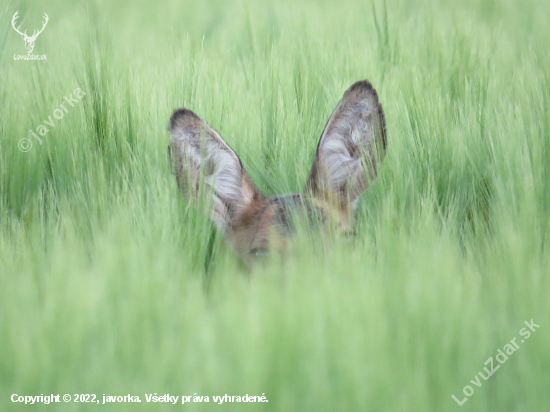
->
<box><xmin>168</xmin><ymin>108</ymin><xmax>261</xmax><ymax>229</ymax></box>
<box><xmin>305</xmin><ymin>80</ymin><xmax>387</xmax><ymax>208</ymax></box>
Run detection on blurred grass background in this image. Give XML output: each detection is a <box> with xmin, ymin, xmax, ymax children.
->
<box><xmin>1</xmin><ymin>0</ymin><xmax>549</xmax><ymax>410</ymax></box>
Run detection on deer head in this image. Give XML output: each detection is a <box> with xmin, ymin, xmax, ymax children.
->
<box><xmin>168</xmin><ymin>80</ymin><xmax>387</xmax><ymax>267</ymax></box>
<box><xmin>11</xmin><ymin>11</ymin><xmax>49</xmax><ymax>54</ymax></box>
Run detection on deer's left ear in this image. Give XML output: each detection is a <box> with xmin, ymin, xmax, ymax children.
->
<box><xmin>168</xmin><ymin>108</ymin><xmax>262</xmax><ymax>229</ymax></box>
<box><xmin>305</xmin><ymin>80</ymin><xmax>387</xmax><ymax>207</ymax></box>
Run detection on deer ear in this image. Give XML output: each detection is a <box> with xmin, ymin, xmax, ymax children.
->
<box><xmin>168</xmin><ymin>108</ymin><xmax>261</xmax><ymax>229</ymax></box>
<box><xmin>305</xmin><ymin>80</ymin><xmax>387</xmax><ymax>207</ymax></box>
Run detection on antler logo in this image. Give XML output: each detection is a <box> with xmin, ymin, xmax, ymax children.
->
<box><xmin>11</xmin><ymin>11</ymin><xmax>49</xmax><ymax>54</ymax></box>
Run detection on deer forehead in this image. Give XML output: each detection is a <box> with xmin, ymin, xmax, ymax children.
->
<box><xmin>229</xmin><ymin>193</ymin><xmax>350</xmax><ymax>237</ymax></box>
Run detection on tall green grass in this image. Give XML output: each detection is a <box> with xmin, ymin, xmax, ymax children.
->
<box><xmin>1</xmin><ymin>0</ymin><xmax>549</xmax><ymax>410</ymax></box>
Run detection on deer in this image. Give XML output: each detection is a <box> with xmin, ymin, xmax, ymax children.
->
<box><xmin>168</xmin><ymin>80</ymin><xmax>387</xmax><ymax>267</ymax></box>
<box><xmin>11</xmin><ymin>11</ymin><xmax>49</xmax><ymax>54</ymax></box>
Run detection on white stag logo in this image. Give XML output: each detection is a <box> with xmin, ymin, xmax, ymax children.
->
<box><xmin>11</xmin><ymin>11</ymin><xmax>49</xmax><ymax>54</ymax></box>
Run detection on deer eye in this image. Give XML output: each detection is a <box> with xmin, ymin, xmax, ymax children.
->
<box><xmin>341</xmin><ymin>230</ymin><xmax>357</xmax><ymax>242</ymax></box>
<box><xmin>250</xmin><ymin>248</ymin><xmax>270</xmax><ymax>257</ymax></box>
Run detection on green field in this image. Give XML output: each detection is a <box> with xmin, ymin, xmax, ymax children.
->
<box><xmin>1</xmin><ymin>0</ymin><xmax>549</xmax><ymax>410</ymax></box>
